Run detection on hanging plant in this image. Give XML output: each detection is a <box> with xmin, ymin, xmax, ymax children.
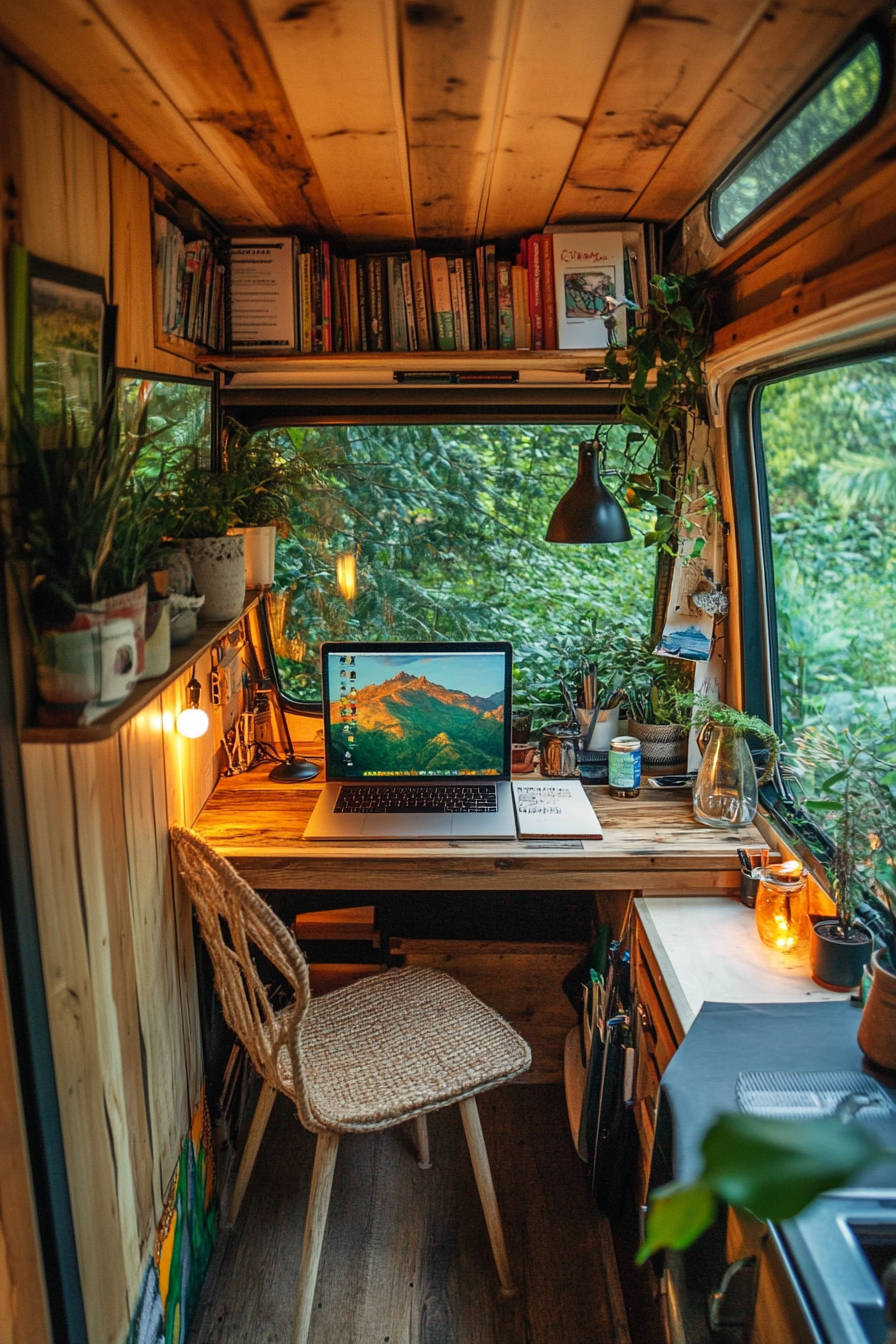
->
<box><xmin>604</xmin><ymin>272</ymin><xmax>719</xmax><ymax>555</ymax></box>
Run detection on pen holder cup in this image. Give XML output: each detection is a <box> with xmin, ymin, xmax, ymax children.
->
<box><xmin>576</xmin><ymin>706</ymin><xmax>621</xmax><ymax>752</ymax></box>
<box><xmin>740</xmin><ymin>869</ymin><xmax>763</xmax><ymax>908</ymax></box>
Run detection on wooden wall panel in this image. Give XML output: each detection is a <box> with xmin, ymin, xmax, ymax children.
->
<box><xmin>549</xmin><ymin>0</ymin><xmax>770</xmax><ymax>224</ymax></box>
<box><xmin>15</xmin><ymin>64</ymin><xmax>110</xmax><ymax>283</ymax></box>
<box><xmin>399</xmin><ymin>0</ymin><xmax>519</xmax><ymax>243</ymax></box>
<box><xmin>249</xmin><ymin>0</ymin><xmax>415</xmax><ymax>249</ymax></box>
<box><xmin>482</xmin><ymin>0</ymin><xmax>633</xmax><ymax>241</ymax></box>
<box><xmin>633</xmin><ymin>0</ymin><xmax>883</xmax><ymax>223</ymax></box>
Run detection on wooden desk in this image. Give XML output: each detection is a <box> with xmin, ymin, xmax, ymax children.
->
<box><xmin>194</xmin><ymin>762</ymin><xmax>767</xmax><ymax>893</ymax></box>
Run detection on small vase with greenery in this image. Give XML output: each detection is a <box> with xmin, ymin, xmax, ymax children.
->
<box><xmin>622</xmin><ymin>645</ymin><xmax>693</xmax><ymax>773</ymax></box>
<box><xmin>153</xmin><ymin>453</ymin><xmax>250</xmax><ymax>623</ymax></box>
<box><xmin>675</xmin><ymin>694</ymin><xmax>779</xmax><ymax>829</ymax></box>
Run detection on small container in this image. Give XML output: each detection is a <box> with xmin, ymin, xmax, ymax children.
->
<box><xmin>540</xmin><ymin>722</ymin><xmax>584</xmax><ymax>778</ymax></box>
<box><xmin>755</xmin><ymin>861</ymin><xmax>809</xmax><ymax>958</ymax></box>
<box><xmin>608</xmin><ymin>736</ymin><xmax>641</xmax><ymax>798</ymax></box>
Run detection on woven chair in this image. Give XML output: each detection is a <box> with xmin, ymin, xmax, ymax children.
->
<box><xmin>170</xmin><ymin>826</ymin><xmax>531</xmax><ymax>1344</ymax></box>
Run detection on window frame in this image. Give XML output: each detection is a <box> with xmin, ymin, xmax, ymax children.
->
<box><xmin>116</xmin><ymin>367</ymin><xmax>219</xmax><ymax>468</ymax></box>
<box><xmin>708</xmin><ymin>22</ymin><xmax>890</xmax><ymax>245</ymax></box>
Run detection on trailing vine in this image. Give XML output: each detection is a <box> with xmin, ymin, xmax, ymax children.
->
<box><xmin>604</xmin><ymin>272</ymin><xmax>718</xmax><ymax>556</ymax></box>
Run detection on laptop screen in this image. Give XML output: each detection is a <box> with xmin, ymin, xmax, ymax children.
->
<box><xmin>321</xmin><ymin>642</ymin><xmax>512</xmax><ymax>781</ymax></box>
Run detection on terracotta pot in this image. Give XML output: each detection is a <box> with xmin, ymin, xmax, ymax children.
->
<box><xmin>809</xmin><ymin>918</ymin><xmax>873</xmax><ymax>990</ymax></box>
<box><xmin>858</xmin><ymin>949</ymin><xmax>896</xmax><ymax>1072</ymax></box>
<box><xmin>627</xmin><ymin>720</ymin><xmax>689</xmax><ymax>775</ymax></box>
<box><xmin>183</xmin><ymin>535</ymin><xmax>246</xmax><ymax>621</ymax></box>
<box><xmin>230</xmin><ymin>525</ymin><xmax>276</xmax><ymax>588</ymax></box>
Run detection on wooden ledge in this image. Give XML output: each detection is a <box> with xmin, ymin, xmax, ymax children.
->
<box><xmin>20</xmin><ymin>591</ymin><xmax>261</xmax><ymax>745</ymax></box>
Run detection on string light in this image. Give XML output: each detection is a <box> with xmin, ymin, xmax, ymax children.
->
<box><xmin>336</xmin><ymin>550</ymin><xmax>358</xmax><ymax>603</ymax></box>
<box><xmin>176</xmin><ymin>675</ymin><xmax>209</xmax><ymax>738</ymax></box>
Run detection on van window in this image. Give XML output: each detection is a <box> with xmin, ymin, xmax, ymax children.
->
<box><xmin>711</xmin><ymin>36</ymin><xmax>883</xmax><ymax>241</ymax></box>
<box><xmin>265</xmin><ymin>423</ymin><xmax>653</xmax><ymax>703</ymax></box>
<box><xmin>119</xmin><ymin>375</ymin><xmax>212</xmax><ymax>474</ymax></box>
<box><xmin>758</xmin><ymin>355</ymin><xmax>896</xmax><ymax>744</ymax></box>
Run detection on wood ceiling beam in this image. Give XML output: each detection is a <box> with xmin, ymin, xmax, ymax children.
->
<box><xmin>94</xmin><ymin>0</ymin><xmax>338</xmax><ymax>234</ymax></box>
<box><xmin>482</xmin><ymin>0</ymin><xmax>634</xmax><ymax>242</ymax></box>
<box><xmin>0</xmin><ymin>0</ymin><xmax>269</xmax><ymax>228</ymax></box>
<box><xmin>247</xmin><ymin>0</ymin><xmax>415</xmax><ymax>249</ymax></box>
<box><xmin>549</xmin><ymin>0</ymin><xmax>774</xmax><ymax>225</ymax></box>
<box><xmin>632</xmin><ymin>0</ymin><xmax>883</xmax><ymax>224</ymax></box>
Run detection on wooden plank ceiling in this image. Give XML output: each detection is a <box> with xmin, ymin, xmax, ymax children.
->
<box><xmin>0</xmin><ymin>0</ymin><xmax>878</xmax><ymax>247</ymax></box>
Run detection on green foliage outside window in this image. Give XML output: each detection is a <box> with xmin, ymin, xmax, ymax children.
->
<box><xmin>264</xmin><ymin>422</ymin><xmax>656</xmax><ymax>705</ymax></box>
<box><xmin>713</xmin><ymin>38</ymin><xmax>882</xmax><ymax>239</ymax></box>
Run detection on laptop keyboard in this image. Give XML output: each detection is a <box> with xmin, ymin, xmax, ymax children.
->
<box><xmin>335</xmin><ymin>783</ymin><xmax>498</xmax><ymax>814</ymax></box>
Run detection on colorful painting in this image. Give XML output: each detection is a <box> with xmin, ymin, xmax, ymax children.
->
<box><xmin>127</xmin><ymin>1089</ymin><xmax>218</xmax><ymax>1344</ymax></box>
<box><xmin>30</xmin><ymin>259</ymin><xmax>106</xmax><ymax>449</ymax></box>
<box><xmin>563</xmin><ymin>267</ymin><xmax>616</xmax><ymax>319</ymax></box>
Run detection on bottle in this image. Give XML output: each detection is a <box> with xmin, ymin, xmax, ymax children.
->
<box><xmin>608</xmin><ymin>735</ymin><xmax>641</xmax><ymax>798</ymax></box>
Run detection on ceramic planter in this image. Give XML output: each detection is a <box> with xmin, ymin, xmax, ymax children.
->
<box><xmin>231</xmin><ymin>525</ymin><xmax>276</xmax><ymax>588</ymax></box>
<box><xmin>627</xmin><ymin>720</ymin><xmax>689</xmax><ymax>775</ymax></box>
<box><xmin>809</xmin><ymin>918</ymin><xmax>873</xmax><ymax>990</ymax></box>
<box><xmin>35</xmin><ymin>583</ymin><xmax>147</xmax><ymax>726</ymax></box>
<box><xmin>857</xmin><ymin>949</ymin><xmax>896</xmax><ymax>1072</ymax></box>
<box><xmin>183</xmin><ymin>535</ymin><xmax>246</xmax><ymax>622</ymax></box>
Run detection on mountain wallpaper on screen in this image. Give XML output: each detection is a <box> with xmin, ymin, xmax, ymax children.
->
<box><xmin>330</xmin><ymin>671</ymin><xmax>504</xmax><ymax>774</ymax></box>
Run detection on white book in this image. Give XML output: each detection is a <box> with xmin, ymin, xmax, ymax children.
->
<box><xmin>551</xmin><ymin>230</ymin><xmax>627</xmax><ymax>350</ymax></box>
<box><xmin>511</xmin><ymin>780</ymin><xmax>603</xmax><ymax>840</ymax></box>
<box><xmin>229</xmin><ymin>237</ymin><xmax>298</xmax><ymax>349</ymax></box>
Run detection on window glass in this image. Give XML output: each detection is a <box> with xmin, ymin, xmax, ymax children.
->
<box><xmin>264</xmin><ymin>423</ymin><xmax>655</xmax><ymax>702</ymax></box>
<box><xmin>712</xmin><ymin>38</ymin><xmax>882</xmax><ymax>240</ymax></box>
<box><xmin>118</xmin><ymin>376</ymin><xmax>212</xmax><ymax>475</ymax></box>
<box><xmin>760</xmin><ymin>355</ymin><xmax>896</xmax><ymax>744</ymax></box>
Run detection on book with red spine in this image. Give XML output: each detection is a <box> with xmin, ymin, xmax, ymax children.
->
<box><xmin>540</xmin><ymin>235</ymin><xmax>558</xmax><ymax>349</ymax></box>
<box><xmin>526</xmin><ymin>235</ymin><xmax>544</xmax><ymax>350</ymax></box>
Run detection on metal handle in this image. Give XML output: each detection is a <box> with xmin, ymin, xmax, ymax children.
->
<box><xmin>637</xmin><ymin>1001</ymin><xmax>657</xmax><ymax>1042</ymax></box>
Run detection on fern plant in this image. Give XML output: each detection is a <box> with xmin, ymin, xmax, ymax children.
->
<box><xmin>675</xmin><ymin>693</ymin><xmax>780</xmax><ymax>784</ymax></box>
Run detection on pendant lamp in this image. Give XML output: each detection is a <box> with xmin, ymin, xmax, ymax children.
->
<box><xmin>546</xmin><ymin>437</ymin><xmax>632</xmax><ymax>544</ymax></box>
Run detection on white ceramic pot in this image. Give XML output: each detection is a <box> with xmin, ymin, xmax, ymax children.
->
<box><xmin>183</xmin><ymin>536</ymin><xmax>246</xmax><ymax>622</ymax></box>
<box><xmin>231</xmin><ymin>525</ymin><xmax>276</xmax><ymax>588</ymax></box>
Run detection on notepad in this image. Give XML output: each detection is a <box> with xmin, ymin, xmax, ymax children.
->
<box><xmin>511</xmin><ymin>780</ymin><xmax>603</xmax><ymax>839</ymax></box>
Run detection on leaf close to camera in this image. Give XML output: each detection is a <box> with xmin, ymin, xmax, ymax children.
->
<box><xmin>637</xmin><ymin>1180</ymin><xmax>717</xmax><ymax>1263</ymax></box>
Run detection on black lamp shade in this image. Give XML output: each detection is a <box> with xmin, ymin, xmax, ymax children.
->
<box><xmin>545</xmin><ymin>441</ymin><xmax>632</xmax><ymax>544</ymax></box>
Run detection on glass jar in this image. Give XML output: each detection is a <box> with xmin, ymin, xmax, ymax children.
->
<box><xmin>755</xmin><ymin>861</ymin><xmax>809</xmax><ymax>957</ymax></box>
<box><xmin>693</xmin><ymin>724</ymin><xmax>759</xmax><ymax>829</ymax></box>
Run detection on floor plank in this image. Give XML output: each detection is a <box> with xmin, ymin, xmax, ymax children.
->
<box><xmin>189</xmin><ymin>1085</ymin><xmax>628</xmax><ymax>1344</ymax></box>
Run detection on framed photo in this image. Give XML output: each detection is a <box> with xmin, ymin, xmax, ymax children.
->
<box><xmin>28</xmin><ymin>258</ymin><xmax>114</xmax><ymax>447</ymax></box>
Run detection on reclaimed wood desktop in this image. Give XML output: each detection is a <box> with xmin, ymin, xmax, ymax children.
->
<box><xmin>194</xmin><ymin>762</ymin><xmax>766</xmax><ymax>893</ymax></box>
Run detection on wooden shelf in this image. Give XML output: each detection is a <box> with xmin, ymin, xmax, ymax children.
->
<box><xmin>201</xmin><ymin>348</ymin><xmax>623</xmax><ymax>384</ymax></box>
<box><xmin>21</xmin><ymin>592</ymin><xmax>261</xmax><ymax>745</ymax></box>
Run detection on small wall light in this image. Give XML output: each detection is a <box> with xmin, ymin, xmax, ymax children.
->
<box><xmin>176</xmin><ymin>676</ymin><xmax>210</xmax><ymax>739</ymax></box>
<box><xmin>336</xmin><ymin>550</ymin><xmax>358</xmax><ymax>602</ymax></box>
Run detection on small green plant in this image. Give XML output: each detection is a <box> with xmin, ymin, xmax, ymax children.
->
<box><xmin>152</xmin><ymin>454</ymin><xmax>248</xmax><ymax>540</ymax></box>
<box><xmin>625</xmin><ymin>645</ymin><xmax>693</xmax><ymax>725</ymax></box>
<box><xmin>676</xmin><ymin>693</ymin><xmax>780</xmax><ymax>784</ymax></box>
<box><xmin>223</xmin><ymin>421</ymin><xmax>302</xmax><ymax>530</ymax></box>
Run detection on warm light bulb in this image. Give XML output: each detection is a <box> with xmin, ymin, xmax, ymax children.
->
<box><xmin>336</xmin><ymin>550</ymin><xmax>357</xmax><ymax>602</ymax></box>
<box><xmin>176</xmin><ymin>676</ymin><xmax>209</xmax><ymax>738</ymax></box>
<box><xmin>176</xmin><ymin>706</ymin><xmax>209</xmax><ymax>738</ymax></box>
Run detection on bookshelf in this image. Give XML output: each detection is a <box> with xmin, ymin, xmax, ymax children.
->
<box><xmin>151</xmin><ymin>179</ymin><xmax>227</xmax><ymax>364</ymax></box>
<box><xmin>200</xmin><ymin>349</ymin><xmax>623</xmax><ymax>383</ymax></box>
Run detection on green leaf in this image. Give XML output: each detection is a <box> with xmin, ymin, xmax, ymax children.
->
<box><xmin>690</xmin><ymin>537</ymin><xmax>706</xmax><ymax>558</ymax></box>
<box><xmin>643</xmin><ymin>530</ymin><xmax>661</xmax><ymax>547</ymax></box>
<box><xmin>820</xmin><ymin>768</ymin><xmax>850</xmax><ymax>791</ymax></box>
<box><xmin>805</xmin><ymin>799</ymin><xmax>842</xmax><ymax>812</ymax></box>
<box><xmin>671</xmin><ymin>305</ymin><xmax>695</xmax><ymax>332</ymax></box>
<box><xmin>701</xmin><ymin>1113</ymin><xmax>884</xmax><ymax>1223</ymax></box>
<box><xmin>637</xmin><ymin>1180</ymin><xmax>717</xmax><ymax>1263</ymax></box>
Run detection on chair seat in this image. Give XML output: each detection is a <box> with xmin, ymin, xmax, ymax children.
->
<box><xmin>275</xmin><ymin>966</ymin><xmax>531</xmax><ymax>1133</ymax></box>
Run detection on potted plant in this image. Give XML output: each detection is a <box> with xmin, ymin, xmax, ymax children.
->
<box><xmin>797</xmin><ymin>725</ymin><xmax>894</xmax><ymax>1004</ymax></box>
<box><xmin>5</xmin><ymin>389</ymin><xmax>149</xmax><ymax>724</ymax></box>
<box><xmin>676</xmin><ymin>694</ymin><xmax>779</xmax><ymax>829</ymax></box>
<box><xmin>625</xmin><ymin>644</ymin><xmax>693</xmax><ymax>774</ymax></box>
<box><xmin>224</xmin><ymin>422</ymin><xmax>298</xmax><ymax>589</ymax></box>
<box><xmin>154</xmin><ymin>455</ymin><xmax>248</xmax><ymax>622</ymax></box>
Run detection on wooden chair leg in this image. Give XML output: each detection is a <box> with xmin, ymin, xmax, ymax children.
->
<box><xmin>226</xmin><ymin>1081</ymin><xmax>277</xmax><ymax>1227</ymax></box>
<box><xmin>294</xmin><ymin>1130</ymin><xmax>340</xmax><ymax>1344</ymax></box>
<box><xmin>459</xmin><ymin>1096</ymin><xmax>516</xmax><ymax>1298</ymax></box>
<box><xmin>413</xmin><ymin>1113</ymin><xmax>431</xmax><ymax>1169</ymax></box>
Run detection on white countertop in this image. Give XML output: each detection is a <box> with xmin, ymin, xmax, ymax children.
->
<box><xmin>636</xmin><ymin>895</ymin><xmax>844</xmax><ymax>1035</ymax></box>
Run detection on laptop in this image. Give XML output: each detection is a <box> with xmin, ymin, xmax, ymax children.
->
<box><xmin>303</xmin><ymin>640</ymin><xmax>518</xmax><ymax>840</ymax></box>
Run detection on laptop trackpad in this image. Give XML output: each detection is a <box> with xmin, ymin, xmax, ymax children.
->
<box><xmin>360</xmin><ymin>814</ymin><xmax>454</xmax><ymax>837</ymax></box>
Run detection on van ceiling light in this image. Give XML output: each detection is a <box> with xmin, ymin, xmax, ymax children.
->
<box><xmin>546</xmin><ymin>435</ymin><xmax>632</xmax><ymax>545</ymax></box>
<box><xmin>176</xmin><ymin>675</ymin><xmax>210</xmax><ymax>739</ymax></box>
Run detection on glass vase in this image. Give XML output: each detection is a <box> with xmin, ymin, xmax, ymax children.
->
<box><xmin>693</xmin><ymin>724</ymin><xmax>759</xmax><ymax>829</ymax></box>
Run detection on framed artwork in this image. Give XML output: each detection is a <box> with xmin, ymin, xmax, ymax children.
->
<box><xmin>28</xmin><ymin>257</ymin><xmax>115</xmax><ymax>447</ymax></box>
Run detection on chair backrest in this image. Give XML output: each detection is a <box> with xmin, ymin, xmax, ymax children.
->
<box><xmin>170</xmin><ymin>826</ymin><xmax>314</xmax><ymax>1123</ymax></box>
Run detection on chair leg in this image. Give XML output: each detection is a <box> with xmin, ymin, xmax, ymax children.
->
<box><xmin>294</xmin><ymin>1130</ymin><xmax>340</xmax><ymax>1344</ymax></box>
<box><xmin>459</xmin><ymin>1096</ymin><xmax>516</xmax><ymax>1298</ymax></box>
<box><xmin>226</xmin><ymin>1081</ymin><xmax>277</xmax><ymax>1227</ymax></box>
<box><xmin>413</xmin><ymin>1113</ymin><xmax>432</xmax><ymax>1169</ymax></box>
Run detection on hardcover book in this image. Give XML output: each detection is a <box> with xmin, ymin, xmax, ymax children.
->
<box><xmin>551</xmin><ymin>230</ymin><xmax>627</xmax><ymax>350</ymax></box>
<box><xmin>429</xmin><ymin>257</ymin><xmax>456</xmax><ymax>351</ymax></box>
<box><xmin>497</xmin><ymin>260</ymin><xmax>514</xmax><ymax>350</ymax></box>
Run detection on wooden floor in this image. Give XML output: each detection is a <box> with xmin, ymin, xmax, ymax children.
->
<box><xmin>190</xmin><ymin>1084</ymin><xmax>630</xmax><ymax>1344</ymax></box>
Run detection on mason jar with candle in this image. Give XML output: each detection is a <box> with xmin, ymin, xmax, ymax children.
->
<box><xmin>755</xmin><ymin>861</ymin><xmax>810</xmax><ymax>957</ymax></box>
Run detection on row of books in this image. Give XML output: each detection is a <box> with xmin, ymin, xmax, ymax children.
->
<box><xmin>155</xmin><ymin>215</ymin><xmax>227</xmax><ymax>351</ymax></box>
<box><xmin>227</xmin><ymin>229</ymin><xmax>647</xmax><ymax>354</ymax></box>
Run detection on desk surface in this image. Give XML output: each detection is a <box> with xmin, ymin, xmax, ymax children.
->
<box><xmin>194</xmin><ymin>763</ymin><xmax>768</xmax><ymax>891</ymax></box>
